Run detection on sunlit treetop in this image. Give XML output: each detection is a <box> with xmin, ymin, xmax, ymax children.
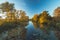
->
<box><xmin>40</xmin><ymin>11</ymin><xmax>49</xmax><ymax>16</ymax></box>
<box><xmin>54</xmin><ymin>7</ymin><xmax>60</xmax><ymax>17</ymax></box>
<box><xmin>32</xmin><ymin>14</ymin><xmax>39</xmax><ymax>22</ymax></box>
<box><xmin>38</xmin><ymin>11</ymin><xmax>52</xmax><ymax>24</ymax></box>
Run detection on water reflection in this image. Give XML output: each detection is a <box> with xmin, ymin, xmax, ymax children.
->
<box><xmin>0</xmin><ymin>21</ymin><xmax>57</xmax><ymax>40</ymax></box>
<box><xmin>31</xmin><ymin>21</ymin><xmax>57</xmax><ymax>40</ymax></box>
<box><xmin>0</xmin><ymin>21</ymin><xmax>29</xmax><ymax>40</ymax></box>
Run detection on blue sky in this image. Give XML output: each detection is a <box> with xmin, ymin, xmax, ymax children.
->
<box><xmin>0</xmin><ymin>0</ymin><xmax>60</xmax><ymax>18</ymax></box>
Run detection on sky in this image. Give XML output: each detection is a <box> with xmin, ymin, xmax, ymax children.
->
<box><xmin>0</xmin><ymin>0</ymin><xmax>60</xmax><ymax>18</ymax></box>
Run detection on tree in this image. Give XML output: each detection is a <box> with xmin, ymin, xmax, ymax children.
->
<box><xmin>5</xmin><ymin>11</ymin><xmax>16</xmax><ymax>22</ymax></box>
<box><xmin>19</xmin><ymin>10</ymin><xmax>29</xmax><ymax>22</ymax></box>
<box><xmin>32</xmin><ymin>14</ymin><xmax>39</xmax><ymax>22</ymax></box>
<box><xmin>31</xmin><ymin>14</ymin><xmax>39</xmax><ymax>29</ymax></box>
<box><xmin>0</xmin><ymin>2</ymin><xmax>14</xmax><ymax>12</ymax></box>
<box><xmin>38</xmin><ymin>11</ymin><xmax>52</xmax><ymax>30</ymax></box>
<box><xmin>38</xmin><ymin>11</ymin><xmax>51</xmax><ymax>24</ymax></box>
<box><xmin>53</xmin><ymin>7</ymin><xmax>60</xmax><ymax>31</ymax></box>
<box><xmin>20</xmin><ymin>10</ymin><xmax>26</xmax><ymax>17</ymax></box>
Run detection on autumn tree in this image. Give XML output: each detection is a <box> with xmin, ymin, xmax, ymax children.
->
<box><xmin>19</xmin><ymin>10</ymin><xmax>29</xmax><ymax>22</ymax></box>
<box><xmin>38</xmin><ymin>11</ymin><xmax>52</xmax><ymax>30</ymax></box>
<box><xmin>0</xmin><ymin>2</ymin><xmax>17</xmax><ymax>22</ymax></box>
<box><xmin>32</xmin><ymin>14</ymin><xmax>39</xmax><ymax>22</ymax></box>
<box><xmin>32</xmin><ymin>14</ymin><xmax>39</xmax><ymax>29</ymax></box>
<box><xmin>53</xmin><ymin>7</ymin><xmax>60</xmax><ymax>40</ymax></box>
<box><xmin>0</xmin><ymin>2</ymin><xmax>14</xmax><ymax>12</ymax></box>
<box><xmin>0</xmin><ymin>2</ymin><xmax>17</xmax><ymax>33</ymax></box>
<box><xmin>53</xmin><ymin>7</ymin><xmax>60</xmax><ymax>30</ymax></box>
<box><xmin>5</xmin><ymin>11</ymin><xmax>16</xmax><ymax>22</ymax></box>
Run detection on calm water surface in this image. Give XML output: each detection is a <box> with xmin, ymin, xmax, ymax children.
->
<box><xmin>0</xmin><ymin>22</ymin><xmax>57</xmax><ymax>40</ymax></box>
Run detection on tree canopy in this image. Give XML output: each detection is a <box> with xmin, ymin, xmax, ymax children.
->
<box><xmin>0</xmin><ymin>2</ymin><xmax>14</xmax><ymax>12</ymax></box>
<box><xmin>38</xmin><ymin>11</ymin><xmax>52</xmax><ymax>24</ymax></box>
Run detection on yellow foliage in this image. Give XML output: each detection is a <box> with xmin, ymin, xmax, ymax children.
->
<box><xmin>20</xmin><ymin>16</ymin><xmax>29</xmax><ymax>22</ymax></box>
<box><xmin>38</xmin><ymin>11</ymin><xmax>51</xmax><ymax>24</ymax></box>
<box><xmin>5</xmin><ymin>12</ymin><xmax>17</xmax><ymax>22</ymax></box>
<box><xmin>39</xmin><ymin>24</ymin><xmax>44</xmax><ymax>28</ymax></box>
<box><xmin>32</xmin><ymin>22</ymin><xmax>38</xmax><ymax>29</ymax></box>
<box><xmin>32</xmin><ymin>14</ymin><xmax>38</xmax><ymax>22</ymax></box>
<box><xmin>39</xmin><ymin>16</ymin><xmax>49</xmax><ymax>24</ymax></box>
<box><xmin>0</xmin><ymin>19</ymin><xmax>4</xmax><ymax>25</ymax></box>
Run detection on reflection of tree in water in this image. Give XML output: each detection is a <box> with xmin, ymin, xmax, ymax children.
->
<box><xmin>0</xmin><ymin>20</ymin><xmax>28</xmax><ymax>40</ymax></box>
<box><xmin>4</xmin><ymin>14</ymin><xmax>29</xmax><ymax>40</ymax></box>
<box><xmin>32</xmin><ymin>22</ymin><xmax>39</xmax><ymax>29</ymax></box>
<box><xmin>19</xmin><ymin>22</ymin><xmax>29</xmax><ymax>40</ymax></box>
<box><xmin>31</xmin><ymin>11</ymin><xmax>56</xmax><ymax>40</ymax></box>
<box><xmin>2</xmin><ymin>21</ymin><xmax>29</xmax><ymax>40</ymax></box>
<box><xmin>32</xmin><ymin>21</ymin><xmax>54</xmax><ymax>40</ymax></box>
